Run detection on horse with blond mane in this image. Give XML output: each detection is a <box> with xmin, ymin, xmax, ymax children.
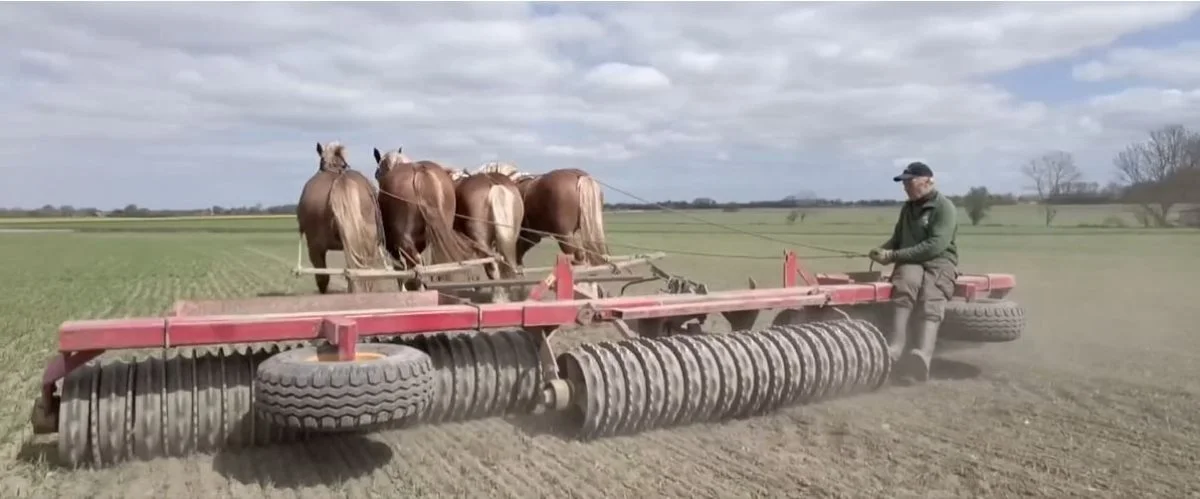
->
<box><xmin>373</xmin><ymin>147</ymin><xmax>479</xmax><ymax>291</ymax></box>
<box><xmin>449</xmin><ymin>163</ymin><xmax>526</xmax><ymax>302</ymax></box>
<box><xmin>296</xmin><ymin>142</ymin><xmax>388</xmax><ymax>293</ymax></box>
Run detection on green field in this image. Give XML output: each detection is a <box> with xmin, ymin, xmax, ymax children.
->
<box><xmin>0</xmin><ymin>203</ymin><xmax>1198</xmax><ymax>496</ymax></box>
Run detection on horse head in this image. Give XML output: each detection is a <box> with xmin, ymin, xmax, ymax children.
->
<box><xmin>373</xmin><ymin>147</ymin><xmax>412</xmax><ymax>181</ymax></box>
<box><xmin>316</xmin><ymin>141</ymin><xmax>350</xmax><ymax>173</ymax></box>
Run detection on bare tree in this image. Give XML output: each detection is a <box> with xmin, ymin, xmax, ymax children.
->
<box><xmin>1113</xmin><ymin>125</ymin><xmax>1200</xmax><ymax>227</ymax></box>
<box><xmin>1021</xmin><ymin>150</ymin><xmax>1083</xmax><ymax>227</ymax></box>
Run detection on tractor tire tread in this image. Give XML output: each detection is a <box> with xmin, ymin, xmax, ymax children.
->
<box><xmin>254</xmin><ymin>343</ymin><xmax>434</xmax><ymax>432</ymax></box>
<box><xmin>942</xmin><ymin>299</ymin><xmax>1026</xmax><ymax>342</ymax></box>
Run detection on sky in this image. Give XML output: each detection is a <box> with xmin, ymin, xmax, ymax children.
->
<box><xmin>2</xmin><ymin>2</ymin><xmax>1200</xmax><ymax>210</ymax></box>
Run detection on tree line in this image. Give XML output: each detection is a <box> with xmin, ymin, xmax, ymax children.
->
<box><xmin>4</xmin><ymin>124</ymin><xmax>1196</xmax><ymax>227</ymax></box>
<box><xmin>0</xmin><ymin>193</ymin><xmax>1072</xmax><ymax>219</ymax></box>
<box><xmin>961</xmin><ymin>124</ymin><xmax>1199</xmax><ymax>228</ymax></box>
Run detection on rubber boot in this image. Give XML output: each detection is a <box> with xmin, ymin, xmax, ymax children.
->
<box><xmin>887</xmin><ymin>305</ymin><xmax>912</xmax><ymax>362</ymax></box>
<box><xmin>895</xmin><ymin>319</ymin><xmax>940</xmax><ymax>385</ymax></box>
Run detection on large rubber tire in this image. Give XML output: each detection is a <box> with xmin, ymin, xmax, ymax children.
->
<box><xmin>940</xmin><ymin>299</ymin><xmax>1025</xmax><ymax>342</ymax></box>
<box><xmin>254</xmin><ymin>343</ymin><xmax>435</xmax><ymax>432</ymax></box>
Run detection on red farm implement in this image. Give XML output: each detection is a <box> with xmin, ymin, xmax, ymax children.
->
<box><xmin>31</xmin><ymin>250</ymin><xmax>1025</xmax><ymax>468</ymax></box>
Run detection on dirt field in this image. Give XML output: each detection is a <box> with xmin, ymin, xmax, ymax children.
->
<box><xmin>1</xmin><ymin>206</ymin><xmax>1198</xmax><ymax>498</ymax></box>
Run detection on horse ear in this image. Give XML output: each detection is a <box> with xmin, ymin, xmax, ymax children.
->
<box><xmin>316</xmin><ymin>142</ymin><xmax>323</xmax><ymax>156</ymax></box>
<box><xmin>373</xmin><ymin>148</ymin><xmax>382</xmax><ymax>164</ymax></box>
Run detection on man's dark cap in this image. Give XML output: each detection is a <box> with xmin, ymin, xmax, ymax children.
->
<box><xmin>894</xmin><ymin>162</ymin><xmax>933</xmax><ymax>182</ymax></box>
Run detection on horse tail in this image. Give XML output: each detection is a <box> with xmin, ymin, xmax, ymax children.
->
<box><xmin>487</xmin><ymin>182</ymin><xmax>522</xmax><ymax>276</ymax></box>
<box><xmin>329</xmin><ymin>172</ymin><xmax>385</xmax><ymax>291</ymax></box>
<box><xmin>414</xmin><ymin>167</ymin><xmax>474</xmax><ymax>265</ymax></box>
<box><xmin>575</xmin><ymin>174</ymin><xmax>608</xmax><ymax>265</ymax></box>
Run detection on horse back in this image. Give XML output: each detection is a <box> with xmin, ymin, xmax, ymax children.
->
<box><xmin>297</xmin><ymin>170</ymin><xmax>340</xmax><ymax>235</ymax></box>
<box><xmin>523</xmin><ymin>168</ymin><xmax>589</xmax><ymax>232</ymax></box>
<box><xmin>298</xmin><ymin>169</ymin><xmax>377</xmax><ymax>243</ymax></box>
<box><xmin>456</xmin><ymin>172</ymin><xmax>518</xmax><ymax>211</ymax></box>
<box><xmin>378</xmin><ymin>162</ymin><xmax>458</xmax><ymax>215</ymax></box>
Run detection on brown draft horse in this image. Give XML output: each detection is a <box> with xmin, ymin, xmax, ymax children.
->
<box><xmin>514</xmin><ymin>168</ymin><xmax>610</xmax><ymax>268</ymax></box>
<box><xmin>450</xmin><ymin>169</ymin><xmax>525</xmax><ymax>302</ymax></box>
<box><xmin>373</xmin><ymin>147</ymin><xmax>477</xmax><ymax>291</ymax></box>
<box><xmin>296</xmin><ymin>141</ymin><xmax>388</xmax><ymax>294</ymax></box>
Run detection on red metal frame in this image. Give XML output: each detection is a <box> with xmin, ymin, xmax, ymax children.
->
<box><xmin>782</xmin><ymin>250</ymin><xmax>1013</xmax><ymax>302</ymax></box>
<box><xmin>35</xmin><ymin>250</ymin><xmax>1016</xmax><ymax>429</ymax></box>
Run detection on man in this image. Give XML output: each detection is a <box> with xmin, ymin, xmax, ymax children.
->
<box><xmin>868</xmin><ymin>161</ymin><xmax>959</xmax><ymax>384</ymax></box>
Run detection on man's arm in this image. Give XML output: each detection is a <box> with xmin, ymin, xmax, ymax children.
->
<box><xmin>891</xmin><ymin>200</ymin><xmax>957</xmax><ymax>262</ymax></box>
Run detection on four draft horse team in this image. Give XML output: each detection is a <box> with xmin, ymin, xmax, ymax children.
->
<box><xmin>296</xmin><ymin>141</ymin><xmax>609</xmax><ymax>301</ymax></box>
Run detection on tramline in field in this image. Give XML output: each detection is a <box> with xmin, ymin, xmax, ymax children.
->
<box><xmin>29</xmin><ymin>143</ymin><xmax>1027</xmax><ymax>468</ymax></box>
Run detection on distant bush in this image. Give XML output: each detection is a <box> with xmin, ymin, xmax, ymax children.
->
<box><xmin>1076</xmin><ymin>216</ymin><xmax>1130</xmax><ymax>229</ymax></box>
<box><xmin>785</xmin><ymin>209</ymin><xmax>808</xmax><ymax>224</ymax></box>
<box><xmin>1102</xmin><ymin>216</ymin><xmax>1129</xmax><ymax>228</ymax></box>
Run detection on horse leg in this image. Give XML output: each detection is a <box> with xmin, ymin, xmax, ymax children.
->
<box><xmin>492</xmin><ymin>214</ymin><xmax>524</xmax><ymax>303</ymax></box>
<box><xmin>385</xmin><ymin>243</ymin><xmax>407</xmax><ymax>292</ymax></box>
<box><xmin>466</xmin><ymin>216</ymin><xmax>505</xmax><ymax>302</ymax></box>
<box><xmin>400</xmin><ymin>236</ymin><xmax>423</xmax><ymax>292</ymax></box>
<box><xmin>467</xmin><ymin>224</ymin><xmax>498</xmax><ymax>277</ymax></box>
<box><xmin>554</xmin><ymin>233</ymin><xmax>587</xmax><ymax>266</ymax></box>
<box><xmin>307</xmin><ymin>243</ymin><xmax>331</xmax><ymax>294</ymax></box>
<box><xmin>515</xmin><ymin>228</ymin><xmax>541</xmax><ymax>267</ymax></box>
<box><xmin>386</xmin><ymin>210</ymin><xmax>419</xmax><ymax>291</ymax></box>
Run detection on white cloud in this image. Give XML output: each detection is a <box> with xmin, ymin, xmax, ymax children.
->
<box><xmin>583</xmin><ymin>62</ymin><xmax>672</xmax><ymax>94</ymax></box>
<box><xmin>1073</xmin><ymin>41</ymin><xmax>1200</xmax><ymax>85</ymax></box>
<box><xmin>0</xmin><ymin>2</ymin><xmax>1199</xmax><ymax>207</ymax></box>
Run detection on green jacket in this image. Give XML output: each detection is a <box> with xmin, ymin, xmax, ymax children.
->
<box><xmin>881</xmin><ymin>190</ymin><xmax>959</xmax><ymax>265</ymax></box>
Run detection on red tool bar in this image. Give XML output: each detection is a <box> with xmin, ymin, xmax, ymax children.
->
<box><xmin>57</xmin><ymin>274</ymin><xmax>1015</xmax><ymax>353</ymax></box>
<box><xmin>613</xmin><ymin>293</ymin><xmax>832</xmax><ymax>320</ymax></box>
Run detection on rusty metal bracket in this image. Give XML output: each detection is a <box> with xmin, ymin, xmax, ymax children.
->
<box><xmin>535</xmin><ymin>327</ymin><xmax>560</xmax><ymax>383</ymax></box>
<box><xmin>646</xmin><ymin>262</ymin><xmax>709</xmax><ymax>295</ymax></box>
<box><xmin>574</xmin><ymin>302</ymin><xmax>600</xmax><ymax>326</ymax></box>
<box><xmin>30</xmin><ymin>395</ymin><xmax>57</xmax><ymax>434</ymax></box>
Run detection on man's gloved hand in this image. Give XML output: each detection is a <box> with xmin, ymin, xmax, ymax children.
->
<box><xmin>868</xmin><ymin>248</ymin><xmax>895</xmax><ymax>265</ymax></box>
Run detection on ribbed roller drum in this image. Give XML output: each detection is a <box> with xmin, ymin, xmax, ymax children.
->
<box><xmin>635</xmin><ymin>338</ymin><xmax>685</xmax><ymax>429</ymax></box>
<box><xmin>391</xmin><ymin>330</ymin><xmax>544</xmax><ymax>425</ymax></box>
<box><xmin>624</xmin><ymin>339</ymin><xmax>666</xmax><ymax>432</ymax></box>
<box><xmin>806</xmin><ymin>322</ymin><xmax>855</xmax><ymax>399</ymax></box>
<box><xmin>548</xmin><ymin>319</ymin><xmax>897</xmax><ymax>440</ymax></box>
<box><xmin>497</xmin><ymin>329</ymin><xmax>544</xmax><ymax>415</ymax></box>
<box><xmin>778</xmin><ymin>324</ymin><xmax>832</xmax><ymax>404</ymax></box>
<box><xmin>673</xmin><ymin>335</ymin><xmax>722</xmax><ymax>423</ymax></box>
<box><xmin>753</xmin><ymin>329</ymin><xmax>799</xmax><ymax>411</ymax></box>
<box><xmin>132</xmin><ymin>356</ymin><xmax>166</xmax><ymax>460</ymax></box>
<box><xmin>736</xmin><ymin>331</ymin><xmax>784</xmax><ymax>415</ymax></box>
<box><xmin>57</xmin><ymin>361</ymin><xmax>97</xmax><ymax>467</ymax></box>
<box><xmin>588</xmin><ymin>342</ymin><xmax>626</xmax><ymax>437</ymax></box>
<box><xmin>659</xmin><ymin>335</ymin><xmax>702</xmax><ymax>427</ymax></box>
<box><xmin>709</xmin><ymin>335</ymin><xmax>751</xmax><ymax>421</ymax></box>
<box><xmin>56</xmin><ymin>346</ymin><xmax>324</xmax><ymax>467</ymax></box>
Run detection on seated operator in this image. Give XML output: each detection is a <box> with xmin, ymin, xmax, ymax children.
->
<box><xmin>868</xmin><ymin>162</ymin><xmax>959</xmax><ymax>384</ymax></box>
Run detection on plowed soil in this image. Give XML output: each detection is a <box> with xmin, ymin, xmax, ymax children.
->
<box><xmin>2</xmin><ymin>226</ymin><xmax>1198</xmax><ymax>498</ymax></box>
